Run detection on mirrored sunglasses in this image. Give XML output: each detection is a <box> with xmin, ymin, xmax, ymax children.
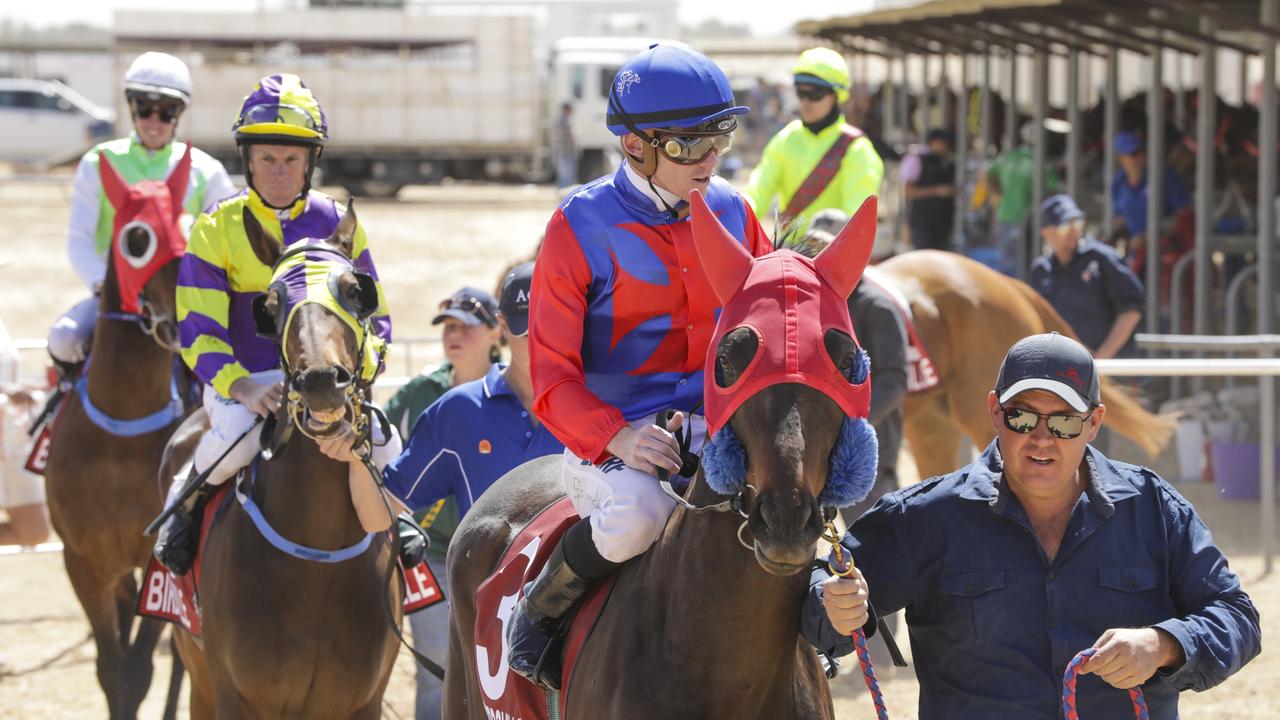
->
<box><xmin>1001</xmin><ymin>406</ymin><xmax>1093</xmax><ymax>440</ymax></box>
<box><xmin>655</xmin><ymin>131</ymin><xmax>734</xmax><ymax>164</ymax></box>
<box><xmin>132</xmin><ymin>99</ymin><xmax>183</xmax><ymax>124</ymax></box>
<box><xmin>439</xmin><ymin>296</ymin><xmax>496</xmax><ymax>326</ymax></box>
<box><xmin>1047</xmin><ymin>218</ymin><xmax>1086</xmax><ymax>234</ymax></box>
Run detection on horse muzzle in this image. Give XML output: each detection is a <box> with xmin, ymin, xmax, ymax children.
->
<box><xmin>746</xmin><ymin>489</ymin><xmax>824</xmax><ymax>576</ymax></box>
<box><xmin>292</xmin><ymin>365</ymin><xmax>355</xmax><ymax>435</ymax></box>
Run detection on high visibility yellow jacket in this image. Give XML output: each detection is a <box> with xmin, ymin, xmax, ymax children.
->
<box><xmin>746</xmin><ymin>116</ymin><xmax>884</xmax><ymax>239</ymax></box>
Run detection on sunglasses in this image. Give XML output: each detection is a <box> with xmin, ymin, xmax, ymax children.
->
<box><xmin>133</xmin><ymin>100</ymin><xmax>183</xmax><ymax>124</ymax></box>
<box><xmin>1000</xmin><ymin>406</ymin><xmax>1094</xmax><ymax>440</ymax></box>
<box><xmin>1046</xmin><ymin>219</ymin><xmax>1085</xmax><ymax>235</ymax></box>
<box><xmin>439</xmin><ymin>296</ymin><xmax>496</xmax><ymax>326</ymax></box>
<box><xmin>654</xmin><ymin>130</ymin><xmax>734</xmax><ymax>164</ymax></box>
<box><xmin>795</xmin><ymin>85</ymin><xmax>833</xmax><ymax>102</ymax></box>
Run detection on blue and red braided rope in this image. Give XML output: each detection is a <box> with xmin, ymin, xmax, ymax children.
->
<box><xmin>1061</xmin><ymin>647</ymin><xmax>1149</xmax><ymax>720</ymax></box>
<box><xmin>825</xmin><ymin>528</ymin><xmax>891</xmax><ymax>720</ymax></box>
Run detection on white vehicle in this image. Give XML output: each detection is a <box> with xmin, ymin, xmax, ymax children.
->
<box><xmin>0</xmin><ymin>79</ymin><xmax>115</xmax><ymax>167</ymax></box>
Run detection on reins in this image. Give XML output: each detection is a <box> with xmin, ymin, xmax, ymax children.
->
<box><xmin>651</xmin><ymin>407</ymin><xmax>755</xmax><ymax>552</ymax></box>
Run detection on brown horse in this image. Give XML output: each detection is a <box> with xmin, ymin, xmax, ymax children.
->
<box><xmin>879</xmin><ymin>250</ymin><xmax>1175</xmax><ymax>480</ymax></box>
<box><xmin>44</xmin><ymin>152</ymin><xmax>194</xmax><ymax>718</ymax></box>
<box><xmin>444</xmin><ymin>195</ymin><xmax>883</xmax><ymax>719</ymax></box>
<box><xmin>164</xmin><ymin>205</ymin><xmax>401</xmax><ymax>719</ymax></box>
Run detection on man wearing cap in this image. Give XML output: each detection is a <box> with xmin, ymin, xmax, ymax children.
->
<box><xmin>801</xmin><ymin>332</ymin><xmax>1260</xmax><ymax>719</ymax></box>
<box><xmin>1109</xmin><ymin>130</ymin><xmax>1192</xmax><ymax>248</ymax></box>
<box><xmin>383</xmin><ymin>262</ymin><xmax>564</xmax><ymax>714</ymax></box>
<box><xmin>1030</xmin><ymin>194</ymin><xmax>1144</xmax><ymax>361</ymax></box>
<box><xmin>747</xmin><ymin>46</ymin><xmax>884</xmax><ymax>239</ymax></box>
<box><xmin>901</xmin><ymin>127</ymin><xmax>957</xmax><ymax>251</ymax></box>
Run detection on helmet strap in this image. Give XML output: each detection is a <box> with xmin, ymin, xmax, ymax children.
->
<box><xmin>239</xmin><ymin>144</ymin><xmax>321</xmax><ymax>211</ymax></box>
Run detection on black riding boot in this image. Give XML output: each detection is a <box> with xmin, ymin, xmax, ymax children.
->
<box><xmin>395</xmin><ymin>512</ymin><xmax>430</xmax><ymax>568</ymax></box>
<box><xmin>506</xmin><ymin>519</ymin><xmax>620</xmax><ymax>691</ymax></box>
<box><xmin>152</xmin><ymin>469</ymin><xmax>215</xmax><ymax>576</ymax></box>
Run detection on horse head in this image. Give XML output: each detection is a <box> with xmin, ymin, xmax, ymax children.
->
<box><xmin>246</xmin><ymin>201</ymin><xmax>382</xmax><ymax>438</ymax></box>
<box><xmin>690</xmin><ymin>191</ymin><xmax>879</xmax><ymax>576</ymax></box>
<box><xmin>98</xmin><ymin>149</ymin><xmax>192</xmax><ymax>351</ymax></box>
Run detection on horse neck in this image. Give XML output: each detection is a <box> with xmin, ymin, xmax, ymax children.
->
<box><xmin>254</xmin><ymin>439</ymin><xmax>370</xmax><ymax>550</ymax></box>
<box><xmin>86</xmin><ymin>262</ymin><xmax>174</xmax><ymax>418</ymax></box>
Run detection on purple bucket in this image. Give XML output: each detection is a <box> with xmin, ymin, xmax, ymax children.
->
<box><xmin>1209</xmin><ymin>442</ymin><xmax>1280</xmax><ymax>501</ymax></box>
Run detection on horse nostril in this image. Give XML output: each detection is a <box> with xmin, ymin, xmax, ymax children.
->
<box><xmin>298</xmin><ymin>366</ymin><xmax>343</xmax><ymax>397</ymax></box>
<box><xmin>332</xmin><ymin>366</ymin><xmax>353</xmax><ymax>388</ymax></box>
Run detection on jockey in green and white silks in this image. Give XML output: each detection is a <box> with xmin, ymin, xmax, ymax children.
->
<box><xmin>49</xmin><ymin>52</ymin><xmax>236</xmax><ymax>364</ymax></box>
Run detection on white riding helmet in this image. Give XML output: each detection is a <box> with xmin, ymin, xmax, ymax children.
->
<box><xmin>123</xmin><ymin>52</ymin><xmax>192</xmax><ymax>105</ymax></box>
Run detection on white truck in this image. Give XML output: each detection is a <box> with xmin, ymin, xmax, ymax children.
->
<box><xmin>114</xmin><ymin>8</ymin><xmax>663</xmax><ymax>195</ymax></box>
<box><xmin>0</xmin><ymin>78</ymin><xmax>115</xmax><ymax>168</ymax></box>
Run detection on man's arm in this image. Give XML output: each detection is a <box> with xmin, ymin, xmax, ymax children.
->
<box><xmin>381</xmin><ymin>397</ymin><xmax>461</xmax><ymax>513</ymax></box>
<box><xmin>745</xmin><ymin>133</ymin><xmax>784</xmax><ymax>222</ymax></box>
<box><xmin>66</xmin><ymin>153</ymin><xmax>106</xmax><ymax>290</ymax></box>
<box><xmin>1094</xmin><ymin>309</ymin><xmax>1141</xmax><ymax>360</ymax></box>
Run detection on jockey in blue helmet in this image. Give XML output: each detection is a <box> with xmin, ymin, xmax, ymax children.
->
<box><xmin>507</xmin><ymin>43</ymin><xmax>770</xmax><ymax>690</ymax></box>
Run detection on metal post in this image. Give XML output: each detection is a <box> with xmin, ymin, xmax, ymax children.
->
<box><xmin>1029</xmin><ymin>49</ymin><xmax>1048</xmax><ymax>278</ymax></box>
<box><xmin>1005</xmin><ymin>51</ymin><xmax>1018</xmax><ymax>153</ymax></box>
<box><xmin>1148</xmin><ymin>47</ymin><xmax>1166</xmax><ymax>338</ymax></box>
<box><xmin>955</xmin><ymin>55</ymin><xmax>970</xmax><ymax>252</ymax></box>
<box><xmin>1259</xmin><ymin>0</ymin><xmax>1278</xmax><ymax>574</ymax></box>
<box><xmin>898</xmin><ymin>53</ymin><xmax>910</xmax><ymax>142</ymax></box>
<box><xmin>1175</xmin><ymin>54</ymin><xmax>1188</xmax><ymax>132</ymax></box>
<box><xmin>1105</xmin><ymin>44</ymin><xmax>1119</xmax><ymax>235</ymax></box>
<box><xmin>1195</xmin><ymin>21</ymin><xmax>1217</xmax><ymax>345</ymax></box>
<box><xmin>922</xmin><ymin>54</ymin><xmax>934</xmax><ymax>134</ymax></box>
<box><xmin>1067</xmin><ymin>49</ymin><xmax>1082</xmax><ymax>199</ymax></box>
<box><xmin>882</xmin><ymin>56</ymin><xmax>895</xmax><ymax>145</ymax></box>
<box><xmin>980</xmin><ymin>52</ymin><xmax>992</xmax><ymax>156</ymax></box>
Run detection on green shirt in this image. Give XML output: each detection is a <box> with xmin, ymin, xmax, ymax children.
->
<box><xmin>988</xmin><ymin>146</ymin><xmax>1060</xmax><ymax>226</ymax></box>
<box><xmin>386</xmin><ymin>364</ymin><xmax>459</xmax><ymax>562</ymax></box>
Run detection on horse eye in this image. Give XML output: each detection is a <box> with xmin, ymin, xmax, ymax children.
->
<box><xmin>823</xmin><ymin>328</ymin><xmax>860</xmax><ymax>382</ymax></box>
<box><xmin>715</xmin><ymin>327</ymin><xmax>759</xmax><ymax>388</ymax></box>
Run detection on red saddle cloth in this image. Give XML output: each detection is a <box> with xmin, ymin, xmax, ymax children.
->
<box><xmin>138</xmin><ymin>483</ymin><xmax>443</xmax><ymax>636</ymax></box>
<box><xmin>861</xmin><ymin>269</ymin><xmax>941</xmax><ymax>394</ymax></box>
<box><xmin>472</xmin><ymin>497</ymin><xmax>617</xmax><ymax>720</ymax></box>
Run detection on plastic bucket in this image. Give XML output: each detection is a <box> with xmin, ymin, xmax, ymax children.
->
<box><xmin>1173</xmin><ymin>418</ymin><xmax>1204</xmax><ymax>482</ymax></box>
<box><xmin>1209</xmin><ymin>442</ymin><xmax>1280</xmax><ymax>501</ymax></box>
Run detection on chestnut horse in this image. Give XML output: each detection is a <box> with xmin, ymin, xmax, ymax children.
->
<box><xmin>163</xmin><ymin>205</ymin><xmax>401</xmax><ymax>719</ymax></box>
<box><xmin>444</xmin><ymin>195</ymin><xmax>882</xmax><ymax>719</ymax></box>
<box><xmin>878</xmin><ymin>250</ymin><xmax>1175</xmax><ymax>480</ymax></box>
<box><xmin>44</xmin><ymin>152</ymin><xmax>194</xmax><ymax>719</ymax></box>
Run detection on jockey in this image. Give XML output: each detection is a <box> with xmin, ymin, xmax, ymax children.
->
<box><xmin>507</xmin><ymin>43</ymin><xmax>772</xmax><ymax>690</ymax></box>
<box><xmin>153</xmin><ymin>74</ymin><xmax>394</xmax><ymax>575</ymax></box>
<box><xmin>49</xmin><ymin>52</ymin><xmax>236</xmax><ymax>367</ymax></box>
<box><xmin>745</xmin><ymin>47</ymin><xmax>883</xmax><ymax>239</ymax></box>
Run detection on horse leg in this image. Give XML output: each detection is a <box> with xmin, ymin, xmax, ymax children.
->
<box><xmin>902</xmin><ymin>390</ymin><xmax>963</xmax><ymax>480</ymax></box>
<box><xmin>162</xmin><ymin>633</ymin><xmax>185</xmax><ymax>720</ymax></box>
<box><xmin>63</xmin><ymin>547</ymin><xmax>127</xmax><ymax>718</ymax></box>
<box><xmin>121</xmin><ymin>616</ymin><xmax>165</xmax><ymax>714</ymax></box>
<box><xmin>174</xmin><ymin>632</ymin><xmax>215</xmax><ymax>720</ymax></box>
<box><xmin>115</xmin><ymin>573</ymin><xmax>137</xmax><ymax>651</ymax></box>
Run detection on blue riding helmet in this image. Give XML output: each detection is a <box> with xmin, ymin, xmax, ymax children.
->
<box><xmin>606</xmin><ymin>43</ymin><xmax>749</xmax><ymax>136</ymax></box>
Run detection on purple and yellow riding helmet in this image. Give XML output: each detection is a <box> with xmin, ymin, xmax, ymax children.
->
<box><xmin>232</xmin><ymin>74</ymin><xmax>328</xmax><ymax>208</ymax></box>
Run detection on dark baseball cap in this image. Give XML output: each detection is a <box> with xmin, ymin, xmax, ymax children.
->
<box><xmin>995</xmin><ymin>332</ymin><xmax>1100</xmax><ymax>413</ymax></box>
<box><xmin>1115</xmin><ymin>130</ymin><xmax>1143</xmax><ymax>155</ymax></box>
<box><xmin>432</xmin><ymin>287</ymin><xmax>498</xmax><ymax>327</ymax></box>
<box><xmin>498</xmin><ymin>262</ymin><xmax>534</xmax><ymax>336</ymax></box>
<box><xmin>1040</xmin><ymin>194</ymin><xmax>1085</xmax><ymax>229</ymax></box>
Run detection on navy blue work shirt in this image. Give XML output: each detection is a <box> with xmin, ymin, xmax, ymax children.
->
<box><xmin>383</xmin><ymin>363</ymin><xmax>565</xmax><ymax>516</ymax></box>
<box><xmin>1110</xmin><ymin>166</ymin><xmax>1191</xmax><ymax>236</ymax></box>
<box><xmin>802</xmin><ymin>441</ymin><xmax>1260</xmax><ymax>720</ymax></box>
<box><xmin>1029</xmin><ymin>236</ymin><xmax>1144</xmax><ymax>355</ymax></box>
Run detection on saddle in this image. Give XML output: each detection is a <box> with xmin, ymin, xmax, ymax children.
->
<box><xmin>472</xmin><ymin>497</ymin><xmax>618</xmax><ymax>720</ymax></box>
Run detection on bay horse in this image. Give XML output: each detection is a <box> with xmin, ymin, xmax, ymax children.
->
<box><xmin>43</xmin><ymin>151</ymin><xmax>195</xmax><ymax>719</ymax></box>
<box><xmin>164</xmin><ymin>204</ymin><xmax>401</xmax><ymax>719</ymax></box>
<box><xmin>444</xmin><ymin>194</ymin><xmax>883</xmax><ymax>719</ymax></box>
<box><xmin>878</xmin><ymin>250</ymin><xmax>1176</xmax><ymax>480</ymax></box>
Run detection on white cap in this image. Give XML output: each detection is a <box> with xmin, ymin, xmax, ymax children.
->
<box><xmin>123</xmin><ymin>52</ymin><xmax>192</xmax><ymax>104</ymax></box>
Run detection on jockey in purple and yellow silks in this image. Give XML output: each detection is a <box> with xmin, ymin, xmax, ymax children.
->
<box><xmin>153</xmin><ymin>74</ymin><xmax>393</xmax><ymax>576</ymax></box>
<box><xmin>506</xmin><ymin>44</ymin><xmax>772</xmax><ymax>691</ymax></box>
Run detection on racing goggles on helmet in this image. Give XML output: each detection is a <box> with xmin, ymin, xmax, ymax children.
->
<box><xmin>233</xmin><ymin>103</ymin><xmax>324</xmax><ymax>141</ymax></box>
<box><xmin>653</xmin><ymin>123</ymin><xmax>736</xmax><ymax>164</ymax></box>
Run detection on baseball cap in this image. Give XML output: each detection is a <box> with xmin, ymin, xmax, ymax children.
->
<box><xmin>995</xmin><ymin>333</ymin><xmax>1100</xmax><ymax>413</ymax></box>
<box><xmin>432</xmin><ymin>287</ymin><xmax>498</xmax><ymax>327</ymax></box>
<box><xmin>1115</xmin><ymin>130</ymin><xmax>1143</xmax><ymax>155</ymax></box>
<box><xmin>498</xmin><ymin>262</ymin><xmax>534</xmax><ymax>337</ymax></box>
<box><xmin>1040</xmin><ymin>194</ymin><xmax>1085</xmax><ymax>229</ymax></box>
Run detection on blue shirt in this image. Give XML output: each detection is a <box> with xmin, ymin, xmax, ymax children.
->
<box><xmin>1029</xmin><ymin>236</ymin><xmax>1145</xmax><ymax>355</ymax></box>
<box><xmin>802</xmin><ymin>441</ymin><xmax>1260</xmax><ymax>720</ymax></box>
<box><xmin>383</xmin><ymin>363</ymin><xmax>565</xmax><ymax>516</ymax></box>
<box><xmin>1111</xmin><ymin>167</ymin><xmax>1191</xmax><ymax>236</ymax></box>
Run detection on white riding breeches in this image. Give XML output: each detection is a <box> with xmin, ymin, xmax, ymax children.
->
<box><xmin>561</xmin><ymin>412</ymin><xmax>706</xmax><ymax>564</ymax></box>
<box><xmin>192</xmin><ymin>369</ymin><xmax>283</xmax><ymax>489</ymax></box>
<box><xmin>47</xmin><ymin>296</ymin><xmax>98</xmax><ymax>363</ymax></box>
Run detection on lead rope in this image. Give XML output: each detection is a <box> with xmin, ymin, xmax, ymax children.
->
<box><xmin>1062</xmin><ymin>648</ymin><xmax>1149</xmax><ymax>720</ymax></box>
<box><xmin>822</xmin><ymin>521</ymin><xmax>889</xmax><ymax>720</ymax></box>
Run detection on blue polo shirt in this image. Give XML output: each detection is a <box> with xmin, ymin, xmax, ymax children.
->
<box><xmin>383</xmin><ymin>363</ymin><xmax>564</xmax><ymax>516</ymax></box>
<box><xmin>1028</xmin><ymin>236</ymin><xmax>1144</xmax><ymax>356</ymax></box>
<box><xmin>802</xmin><ymin>441</ymin><xmax>1260</xmax><ymax>720</ymax></box>
<box><xmin>1110</xmin><ymin>166</ymin><xmax>1190</xmax><ymax>236</ymax></box>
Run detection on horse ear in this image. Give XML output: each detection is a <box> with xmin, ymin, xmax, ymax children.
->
<box><xmin>814</xmin><ymin>195</ymin><xmax>877</xmax><ymax>299</ymax></box>
<box><xmin>166</xmin><ymin>147</ymin><xmax>193</xmax><ymax>221</ymax></box>
<box><xmin>329</xmin><ymin>197</ymin><xmax>358</xmax><ymax>258</ymax></box>
<box><xmin>689</xmin><ymin>189</ymin><xmax>753</xmax><ymax>304</ymax></box>
<box><xmin>243</xmin><ymin>208</ymin><xmax>281</xmax><ymax>268</ymax></box>
<box><xmin>98</xmin><ymin>154</ymin><xmax>128</xmax><ymax>210</ymax></box>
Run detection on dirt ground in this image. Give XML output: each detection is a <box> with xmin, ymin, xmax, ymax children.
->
<box><xmin>0</xmin><ymin>177</ymin><xmax>1276</xmax><ymax>718</ymax></box>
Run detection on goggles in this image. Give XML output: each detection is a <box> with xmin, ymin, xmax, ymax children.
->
<box><xmin>795</xmin><ymin>84</ymin><xmax>833</xmax><ymax>102</ymax></box>
<box><xmin>1000</xmin><ymin>406</ymin><xmax>1094</xmax><ymax>440</ymax></box>
<box><xmin>438</xmin><ymin>296</ymin><xmax>497</xmax><ymax>327</ymax></box>
<box><xmin>233</xmin><ymin>103</ymin><xmax>324</xmax><ymax>136</ymax></box>
<box><xmin>653</xmin><ymin>129</ymin><xmax>734</xmax><ymax>164</ymax></box>
<box><xmin>132</xmin><ymin>99</ymin><xmax>184</xmax><ymax>124</ymax></box>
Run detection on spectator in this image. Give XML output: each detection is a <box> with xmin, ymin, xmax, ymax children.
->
<box><xmin>903</xmin><ymin>128</ymin><xmax>957</xmax><ymax>251</ymax></box>
<box><xmin>1109</xmin><ymin>131</ymin><xmax>1191</xmax><ymax>248</ymax></box>
<box><xmin>982</xmin><ymin>122</ymin><xmax>1062</xmax><ymax>276</ymax></box>
<box><xmin>1030</xmin><ymin>195</ymin><xmax>1144</xmax><ymax>360</ymax></box>
<box><xmin>803</xmin><ymin>332</ymin><xmax>1261</xmax><ymax>720</ymax></box>
<box><xmin>0</xmin><ymin>316</ymin><xmax>48</xmax><ymax>547</ymax></box>
<box><xmin>383</xmin><ymin>286</ymin><xmax>501</xmax><ymax>719</ymax></box>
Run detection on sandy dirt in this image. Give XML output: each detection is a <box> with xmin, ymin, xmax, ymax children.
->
<box><xmin>0</xmin><ymin>178</ymin><xmax>1275</xmax><ymax>718</ymax></box>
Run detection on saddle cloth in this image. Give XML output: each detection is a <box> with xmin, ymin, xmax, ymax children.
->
<box><xmin>861</xmin><ymin>267</ymin><xmax>941</xmax><ymax>394</ymax></box>
<box><xmin>472</xmin><ymin>497</ymin><xmax>617</xmax><ymax>720</ymax></box>
<box><xmin>138</xmin><ymin>479</ymin><xmax>443</xmax><ymax>636</ymax></box>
